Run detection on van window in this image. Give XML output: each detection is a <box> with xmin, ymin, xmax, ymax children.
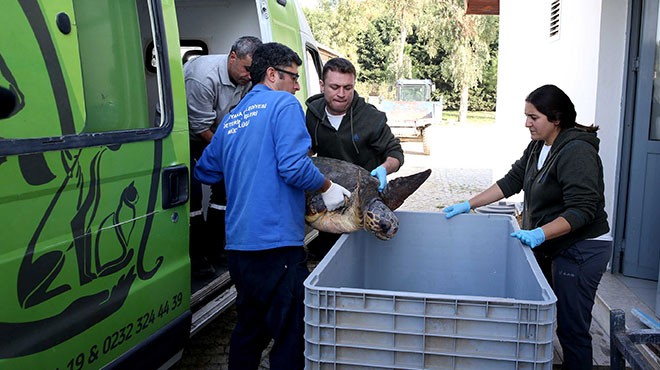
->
<box><xmin>73</xmin><ymin>0</ymin><xmax>152</xmax><ymax>132</ymax></box>
<box><xmin>0</xmin><ymin>0</ymin><xmax>167</xmax><ymax>156</ymax></box>
<box><xmin>305</xmin><ymin>46</ymin><xmax>322</xmax><ymax>96</ymax></box>
<box><xmin>146</xmin><ymin>40</ymin><xmax>208</xmax><ymax>73</ymax></box>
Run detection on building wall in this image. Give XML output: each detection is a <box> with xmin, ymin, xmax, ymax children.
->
<box><xmin>595</xmin><ymin>0</ymin><xmax>628</xmax><ymax>239</ymax></box>
<box><xmin>495</xmin><ymin>0</ymin><xmax>629</xmax><ymax>237</ymax></box>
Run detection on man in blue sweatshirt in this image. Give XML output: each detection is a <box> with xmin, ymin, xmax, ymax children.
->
<box><xmin>194</xmin><ymin>42</ymin><xmax>350</xmax><ymax>370</ymax></box>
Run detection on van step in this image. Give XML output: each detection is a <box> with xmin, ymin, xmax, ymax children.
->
<box><xmin>190</xmin><ymin>285</ymin><xmax>237</xmax><ymax>337</ymax></box>
<box><xmin>191</xmin><ymin>271</ymin><xmax>231</xmax><ymax>308</ymax></box>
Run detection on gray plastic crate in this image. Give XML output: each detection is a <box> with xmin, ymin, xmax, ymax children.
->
<box><xmin>304</xmin><ymin>212</ymin><xmax>556</xmax><ymax>370</ymax></box>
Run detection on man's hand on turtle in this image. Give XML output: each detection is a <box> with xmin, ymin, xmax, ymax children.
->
<box><xmin>370</xmin><ymin>165</ymin><xmax>387</xmax><ymax>191</ymax></box>
<box><xmin>321</xmin><ymin>182</ymin><xmax>351</xmax><ymax>211</ymax></box>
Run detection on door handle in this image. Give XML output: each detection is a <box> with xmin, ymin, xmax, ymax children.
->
<box><xmin>162</xmin><ymin>165</ymin><xmax>189</xmax><ymax>209</ymax></box>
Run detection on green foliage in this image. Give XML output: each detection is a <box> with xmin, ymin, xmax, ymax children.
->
<box><xmin>304</xmin><ymin>0</ymin><xmax>499</xmax><ymax>111</ymax></box>
<box><xmin>357</xmin><ymin>16</ymin><xmax>398</xmax><ymax>84</ymax></box>
<box><xmin>406</xmin><ymin>25</ymin><xmax>444</xmax><ymax>81</ymax></box>
<box><xmin>303</xmin><ymin>0</ymin><xmax>366</xmax><ymax>63</ymax></box>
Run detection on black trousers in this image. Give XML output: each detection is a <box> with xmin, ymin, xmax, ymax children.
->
<box><xmin>227</xmin><ymin>246</ymin><xmax>309</xmax><ymax>370</ymax></box>
<box><xmin>190</xmin><ymin>140</ymin><xmax>226</xmax><ymax>261</ymax></box>
<box><xmin>306</xmin><ymin>231</ymin><xmax>340</xmax><ymax>260</ymax></box>
<box><xmin>535</xmin><ymin>240</ymin><xmax>611</xmax><ymax>370</ymax></box>
<box><xmin>206</xmin><ymin>181</ymin><xmax>227</xmax><ymax>259</ymax></box>
<box><xmin>189</xmin><ymin>141</ymin><xmax>207</xmax><ymax>258</ymax></box>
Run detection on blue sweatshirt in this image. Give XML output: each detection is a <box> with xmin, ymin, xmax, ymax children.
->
<box><xmin>194</xmin><ymin>84</ymin><xmax>326</xmax><ymax>251</ymax></box>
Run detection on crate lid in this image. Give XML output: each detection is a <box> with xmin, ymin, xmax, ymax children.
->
<box><xmin>474</xmin><ymin>201</ymin><xmax>521</xmax><ymax>215</ymax></box>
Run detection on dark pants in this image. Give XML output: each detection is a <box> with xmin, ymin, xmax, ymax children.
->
<box><xmin>189</xmin><ymin>141</ymin><xmax>207</xmax><ymax>260</ymax></box>
<box><xmin>190</xmin><ymin>140</ymin><xmax>226</xmax><ymax>263</ymax></box>
<box><xmin>227</xmin><ymin>246</ymin><xmax>309</xmax><ymax>370</ymax></box>
<box><xmin>306</xmin><ymin>231</ymin><xmax>340</xmax><ymax>260</ymax></box>
<box><xmin>535</xmin><ymin>240</ymin><xmax>611</xmax><ymax>370</ymax></box>
<box><xmin>206</xmin><ymin>182</ymin><xmax>227</xmax><ymax>260</ymax></box>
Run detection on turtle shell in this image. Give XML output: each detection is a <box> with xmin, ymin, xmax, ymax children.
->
<box><xmin>305</xmin><ymin>157</ymin><xmax>431</xmax><ymax>240</ymax></box>
<box><xmin>311</xmin><ymin>156</ymin><xmax>380</xmax><ymax>209</ymax></box>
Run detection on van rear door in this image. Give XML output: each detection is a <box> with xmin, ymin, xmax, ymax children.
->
<box><xmin>0</xmin><ymin>0</ymin><xmax>191</xmax><ymax>368</ymax></box>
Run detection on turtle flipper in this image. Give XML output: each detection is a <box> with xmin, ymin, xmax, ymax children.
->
<box><xmin>305</xmin><ymin>188</ymin><xmax>362</xmax><ymax>233</ymax></box>
<box><xmin>380</xmin><ymin>169</ymin><xmax>431</xmax><ymax>211</ymax></box>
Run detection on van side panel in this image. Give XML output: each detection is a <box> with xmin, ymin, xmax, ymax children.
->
<box><xmin>0</xmin><ymin>0</ymin><xmax>79</xmax><ymax>139</ymax></box>
<box><xmin>0</xmin><ymin>0</ymin><xmax>191</xmax><ymax>368</ymax></box>
<box><xmin>267</xmin><ymin>0</ymin><xmax>309</xmax><ymax>100</ymax></box>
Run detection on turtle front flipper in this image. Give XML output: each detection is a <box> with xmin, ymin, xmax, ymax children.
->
<box><xmin>380</xmin><ymin>169</ymin><xmax>431</xmax><ymax>211</ymax></box>
<box><xmin>305</xmin><ymin>186</ymin><xmax>362</xmax><ymax>234</ymax></box>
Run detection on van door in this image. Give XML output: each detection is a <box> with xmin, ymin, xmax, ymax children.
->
<box><xmin>620</xmin><ymin>0</ymin><xmax>660</xmax><ymax>284</ymax></box>
<box><xmin>0</xmin><ymin>0</ymin><xmax>191</xmax><ymax>368</ymax></box>
<box><xmin>262</xmin><ymin>0</ymin><xmax>323</xmax><ymax>101</ymax></box>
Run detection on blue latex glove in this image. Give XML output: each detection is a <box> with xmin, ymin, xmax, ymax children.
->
<box><xmin>442</xmin><ymin>201</ymin><xmax>471</xmax><ymax>219</ymax></box>
<box><xmin>510</xmin><ymin>227</ymin><xmax>546</xmax><ymax>248</ymax></box>
<box><xmin>370</xmin><ymin>165</ymin><xmax>387</xmax><ymax>191</ymax></box>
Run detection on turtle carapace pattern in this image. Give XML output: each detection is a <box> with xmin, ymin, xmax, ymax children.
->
<box><xmin>305</xmin><ymin>157</ymin><xmax>431</xmax><ymax>240</ymax></box>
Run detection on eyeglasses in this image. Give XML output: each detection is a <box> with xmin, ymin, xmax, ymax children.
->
<box><xmin>273</xmin><ymin>67</ymin><xmax>300</xmax><ymax>82</ymax></box>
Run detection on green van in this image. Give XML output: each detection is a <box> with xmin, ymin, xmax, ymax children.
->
<box><xmin>0</xmin><ymin>0</ymin><xmax>324</xmax><ymax>368</ymax></box>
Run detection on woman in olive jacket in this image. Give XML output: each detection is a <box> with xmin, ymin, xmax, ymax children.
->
<box><xmin>443</xmin><ymin>84</ymin><xmax>610</xmax><ymax>370</ymax></box>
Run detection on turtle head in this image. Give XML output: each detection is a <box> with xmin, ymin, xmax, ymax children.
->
<box><xmin>363</xmin><ymin>199</ymin><xmax>399</xmax><ymax>240</ymax></box>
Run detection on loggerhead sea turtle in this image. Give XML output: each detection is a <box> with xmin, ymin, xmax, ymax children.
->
<box><xmin>305</xmin><ymin>157</ymin><xmax>431</xmax><ymax>240</ymax></box>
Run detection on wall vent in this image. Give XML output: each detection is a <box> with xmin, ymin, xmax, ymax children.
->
<box><xmin>550</xmin><ymin>0</ymin><xmax>561</xmax><ymax>39</ymax></box>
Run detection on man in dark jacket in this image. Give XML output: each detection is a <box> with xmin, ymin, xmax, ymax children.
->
<box><xmin>305</xmin><ymin>57</ymin><xmax>404</xmax><ymax>259</ymax></box>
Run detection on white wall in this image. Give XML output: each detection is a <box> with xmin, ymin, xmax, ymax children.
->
<box><xmin>175</xmin><ymin>0</ymin><xmax>261</xmax><ymax>54</ymax></box>
<box><xmin>595</xmin><ymin>0</ymin><xmax>628</xmax><ymax>238</ymax></box>
<box><xmin>496</xmin><ymin>0</ymin><xmax>628</xmax><ymax>235</ymax></box>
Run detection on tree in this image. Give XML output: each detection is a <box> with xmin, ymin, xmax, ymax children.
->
<box><xmin>356</xmin><ymin>16</ymin><xmax>398</xmax><ymax>85</ymax></box>
<box><xmin>406</xmin><ymin>25</ymin><xmax>443</xmax><ymax>81</ymax></box>
<box><xmin>303</xmin><ymin>0</ymin><xmax>366</xmax><ymax>64</ymax></box>
<box><xmin>419</xmin><ymin>1</ymin><xmax>498</xmax><ymax>121</ymax></box>
<box><xmin>469</xmin><ymin>36</ymin><xmax>498</xmax><ymax>111</ymax></box>
<box><xmin>304</xmin><ymin>0</ymin><xmax>498</xmax><ymax>113</ymax></box>
<box><xmin>386</xmin><ymin>0</ymin><xmax>428</xmax><ymax>80</ymax></box>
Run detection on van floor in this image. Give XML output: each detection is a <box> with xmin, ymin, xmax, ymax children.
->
<box><xmin>191</xmin><ymin>256</ymin><xmax>229</xmax><ymax>296</ymax></box>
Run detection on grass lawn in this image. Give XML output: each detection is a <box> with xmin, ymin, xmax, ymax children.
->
<box><xmin>442</xmin><ymin>111</ymin><xmax>495</xmax><ymax>124</ymax></box>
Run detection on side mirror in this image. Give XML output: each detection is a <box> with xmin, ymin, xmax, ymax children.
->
<box><xmin>0</xmin><ymin>86</ymin><xmax>17</xmax><ymax>119</ymax></box>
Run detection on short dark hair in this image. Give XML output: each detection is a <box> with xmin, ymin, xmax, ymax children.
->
<box><xmin>249</xmin><ymin>42</ymin><xmax>303</xmax><ymax>84</ymax></box>
<box><xmin>231</xmin><ymin>36</ymin><xmax>262</xmax><ymax>59</ymax></box>
<box><xmin>322</xmin><ymin>57</ymin><xmax>356</xmax><ymax>81</ymax></box>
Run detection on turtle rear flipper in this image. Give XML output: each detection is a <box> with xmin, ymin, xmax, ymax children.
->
<box><xmin>380</xmin><ymin>169</ymin><xmax>431</xmax><ymax>211</ymax></box>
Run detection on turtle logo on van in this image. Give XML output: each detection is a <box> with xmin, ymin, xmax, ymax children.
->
<box><xmin>0</xmin><ymin>54</ymin><xmax>25</xmax><ymax>119</ymax></box>
<box><xmin>0</xmin><ymin>144</ymin><xmax>164</xmax><ymax>358</ymax></box>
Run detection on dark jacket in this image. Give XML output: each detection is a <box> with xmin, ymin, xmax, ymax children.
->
<box><xmin>305</xmin><ymin>91</ymin><xmax>404</xmax><ymax>171</ymax></box>
<box><xmin>496</xmin><ymin>127</ymin><xmax>610</xmax><ymax>257</ymax></box>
